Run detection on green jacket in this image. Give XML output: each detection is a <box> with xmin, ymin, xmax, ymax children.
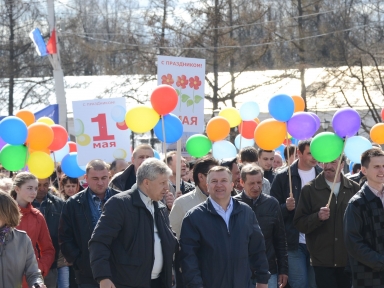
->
<box><xmin>293</xmin><ymin>172</ymin><xmax>359</xmax><ymax>267</ymax></box>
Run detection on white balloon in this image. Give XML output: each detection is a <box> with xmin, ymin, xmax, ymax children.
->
<box><xmin>235</xmin><ymin>135</ymin><xmax>255</xmax><ymax>150</ymax></box>
<box><xmin>212</xmin><ymin>140</ymin><xmax>237</xmax><ymax>160</ymax></box>
<box><xmin>51</xmin><ymin>142</ymin><xmax>70</xmax><ymax>162</ymax></box>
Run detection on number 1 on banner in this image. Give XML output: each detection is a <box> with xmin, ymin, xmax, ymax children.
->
<box><xmin>91</xmin><ymin>114</ymin><xmax>115</xmax><ymax>141</ymax></box>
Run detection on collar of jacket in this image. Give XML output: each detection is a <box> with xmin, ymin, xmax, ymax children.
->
<box><xmin>204</xmin><ymin>197</ymin><xmax>242</xmax><ymax>216</ymax></box>
<box><xmin>111</xmin><ymin>164</ymin><xmax>135</xmax><ymax>189</ymax></box>
<box><xmin>75</xmin><ymin>189</ymin><xmax>89</xmax><ymax>205</ymax></box>
<box><xmin>314</xmin><ymin>172</ymin><xmax>353</xmax><ymax>191</ymax></box>
<box><xmin>130</xmin><ymin>184</ymin><xmax>167</xmax><ymax>211</ymax></box>
<box><xmin>238</xmin><ymin>190</ymin><xmax>265</xmax><ymax>204</ymax></box>
<box><xmin>19</xmin><ymin>203</ymin><xmax>40</xmax><ymax>215</ymax></box>
<box><xmin>362</xmin><ymin>183</ymin><xmax>382</xmax><ymax>202</ymax></box>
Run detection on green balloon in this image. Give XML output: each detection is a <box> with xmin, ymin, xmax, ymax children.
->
<box><xmin>310</xmin><ymin>132</ymin><xmax>344</xmax><ymax>163</ymax></box>
<box><xmin>186</xmin><ymin>134</ymin><xmax>212</xmax><ymax>158</ymax></box>
<box><xmin>0</xmin><ymin>144</ymin><xmax>28</xmax><ymax>171</ymax></box>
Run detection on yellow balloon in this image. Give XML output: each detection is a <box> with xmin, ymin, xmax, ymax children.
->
<box><xmin>125</xmin><ymin>105</ymin><xmax>160</xmax><ymax>133</ymax></box>
<box><xmin>219</xmin><ymin>107</ymin><xmax>241</xmax><ymax>128</ymax></box>
<box><xmin>28</xmin><ymin>151</ymin><xmax>54</xmax><ymax>179</ymax></box>
<box><xmin>37</xmin><ymin>117</ymin><xmax>55</xmax><ymax>126</ymax></box>
<box><xmin>77</xmin><ymin>134</ymin><xmax>91</xmax><ymax>146</ymax></box>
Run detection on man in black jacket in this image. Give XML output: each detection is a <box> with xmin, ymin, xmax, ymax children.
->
<box><xmin>180</xmin><ymin>166</ymin><xmax>270</xmax><ymax>288</ymax></box>
<box><xmin>344</xmin><ymin>148</ymin><xmax>384</xmax><ymax>288</ymax></box>
<box><xmin>258</xmin><ymin>149</ymin><xmax>276</xmax><ymax>185</ymax></box>
<box><xmin>234</xmin><ymin>164</ymin><xmax>288</xmax><ymax>287</ymax></box>
<box><xmin>270</xmin><ymin>140</ymin><xmax>322</xmax><ymax>288</ymax></box>
<box><xmin>89</xmin><ymin>158</ymin><xmax>178</xmax><ymax>288</ymax></box>
<box><xmin>59</xmin><ymin>160</ymin><xmax>120</xmax><ymax>287</ymax></box>
<box><xmin>33</xmin><ymin>177</ymin><xmax>65</xmax><ymax>288</ymax></box>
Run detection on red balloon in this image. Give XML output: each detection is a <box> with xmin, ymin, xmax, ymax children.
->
<box><xmin>116</xmin><ymin>121</ymin><xmax>128</xmax><ymax>130</ymax></box>
<box><xmin>283</xmin><ymin>139</ymin><xmax>292</xmax><ymax>146</ymax></box>
<box><xmin>150</xmin><ymin>84</ymin><xmax>178</xmax><ymax>115</ymax></box>
<box><xmin>49</xmin><ymin>125</ymin><xmax>68</xmax><ymax>151</ymax></box>
<box><xmin>381</xmin><ymin>108</ymin><xmax>384</xmax><ymax>122</ymax></box>
<box><xmin>238</xmin><ymin>120</ymin><xmax>258</xmax><ymax>139</ymax></box>
<box><xmin>68</xmin><ymin>141</ymin><xmax>77</xmax><ymax>152</ymax></box>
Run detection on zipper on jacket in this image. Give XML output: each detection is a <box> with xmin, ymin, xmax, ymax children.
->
<box><xmin>1</xmin><ymin>244</ymin><xmax>4</xmax><ymax>288</ymax></box>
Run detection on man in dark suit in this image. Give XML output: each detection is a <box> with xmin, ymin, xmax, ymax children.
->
<box><xmin>89</xmin><ymin>158</ymin><xmax>178</xmax><ymax>288</ymax></box>
<box><xmin>59</xmin><ymin>159</ymin><xmax>120</xmax><ymax>288</ymax></box>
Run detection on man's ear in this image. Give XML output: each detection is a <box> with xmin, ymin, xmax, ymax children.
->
<box><xmin>361</xmin><ymin>166</ymin><xmax>367</xmax><ymax>176</ymax></box>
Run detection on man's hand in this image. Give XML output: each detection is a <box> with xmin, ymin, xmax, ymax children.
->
<box><xmin>175</xmin><ymin>191</ymin><xmax>183</xmax><ymax>198</ymax></box>
<box><xmin>318</xmin><ymin>207</ymin><xmax>330</xmax><ymax>221</ymax></box>
<box><xmin>165</xmin><ymin>192</ymin><xmax>175</xmax><ymax>210</ymax></box>
<box><xmin>100</xmin><ymin>279</ymin><xmax>116</xmax><ymax>288</ymax></box>
<box><xmin>255</xmin><ymin>283</ymin><xmax>267</xmax><ymax>288</ymax></box>
<box><xmin>278</xmin><ymin>274</ymin><xmax>288</xmax><ymax>287</ymax></box>
<box><xmin>286</xmin><ymin>197</ymin><xmax>295</xmax><ymax>211</ymax></box>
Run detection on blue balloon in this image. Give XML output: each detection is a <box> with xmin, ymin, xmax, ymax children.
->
<box><xmin>345</xmin><ymin>136</ymin><xmax>372</xmax><ymax>164</ymax></box>
<box><xmin>111</xmin><ymin>105</ymin><xmax>126</xmax><ymax>122</ymax></box>
<box><xmin>0</xmin><ymin>116</ymin><xmax>28</xmax><ymax>145</ymax></box>
<box><xmin>61</xmin><ymin>152</ymin><xmax>85</xmax><ymax>178</ymax></box>
<box><xmin>212</xmin><ymin>140</ymin><xmax>237</xmax><ymax>160</ymax></box>
<box><xmin>349</xmin><ymin>161</ymin><xmax>354</xmax><ymax>173</ymax></box>
<box><xmin>234</xmin><ymin>135</ymin><xmax>254</xmax><ymax>150</ymax></box>
<box><xmin>239</xmin><ymin>101</ymin><xmax>260</xmax><ymax>121</ymax></box>
<box><xmin>268</xmin><ymin>94</ymin><xmax>295</xmax><ymax>122</ymax></box>
<box><xmin>153</xmin><ymin>149</ymin><xmax>161</xmax><ymax>160</ymax></box>
<box><xmin>154</xmin><ymin>114</ymin><xmax>183</xmax><ymax>144</ymax></box>
<box><xmin>276</xmin><ymin>144</ymin><xmax>286</xmax><ymax>160</ymax></box>
<box><xmin>291</xmin><ymin>138</ymin><xmax>299</xmax><ymax>146</ymax></box>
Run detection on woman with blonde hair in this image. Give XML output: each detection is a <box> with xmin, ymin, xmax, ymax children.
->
<box><xmin>0</xmin><ymin>190</ymin><xmax>47</xmax><ymax>287</ymax></box>
<box><xmin>11</xmin><ymin>172</ymin><xmax>55</xmax><ymax>288</ymax></box>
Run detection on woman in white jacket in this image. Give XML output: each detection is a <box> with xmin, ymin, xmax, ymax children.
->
<box><xmin>0</xmin><ymin>190</ymin><xmax>47</xmax><ymax>288</ymax></box>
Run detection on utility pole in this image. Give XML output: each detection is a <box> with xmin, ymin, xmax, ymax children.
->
<box><xmin>47</xmin><ymin>0</ymin><xmax>67</xmax><ymax>128</ymax></box>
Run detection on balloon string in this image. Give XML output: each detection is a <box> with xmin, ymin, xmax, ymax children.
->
<box><xmin>24</xmin><ymin>144</ymin><xmax>29</xmax><ymax>170</ymax></box>
<box><xmin>161</xmin><ymin>116</ymin><xmax>167</xmax><ymax>155</ymax></box>
<box><xmin>53</xmin><ymin>151</ymin><xmax>61</xmax><ymax>192</ymax></box>
<box><xmin>286</xmin><ymin>127</ymin><xmax>293</xmax><ymax>198</ymax></box>
<box><xmin>327</xmin><ymin>137</ymin><xmax>348</xmax><ymax>207</ymax></box>
<box><xmin>239</xmin><ymin>122</ymin><xmax>242</xmax><ymax>150</ymax></box>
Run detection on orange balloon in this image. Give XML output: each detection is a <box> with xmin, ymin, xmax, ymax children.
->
<box><xmin>206</xmin><ymin>116</ymin><xmax>230</xmax><ymax>142</ymax></box>
<box><xmin>370</xmin><ymin>123</ymin><xmax>384</xmax><ymax>144</ymax></box>
<box><xmin>26</xmin><ymin>123</ymin><xmax>54</xmax><ymax>150</ymax></box>
<box><xmin>16</xmin><ymin>110</ymin><xmax>35</xmax><ymax>126</ymax></box>
<box><xmin>254</xmin><ymin>117</ymin><xmax>260</xmax><ymax>124</ymax></box>
<box><xmin>254</xmin><ymin>119</ymin><xmax>287</xmax><ymax>150</ymax></box>
<box><xmin>29</xmin><ymin>147</ymin><xmax>50</xmax><ymax>154</ymax></box>
<box><xmin>292</xmin><ymin>95</ymin><xmax>305</xmax><ymax>112</ymax></box>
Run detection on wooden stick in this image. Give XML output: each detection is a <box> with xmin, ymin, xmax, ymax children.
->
<box><xmin>239</xmin><ymin>122</ymin><xmax>242</xmax><ymax>150</ymax></box>
<box><xmin>53</xmin><ymin>152</ymin><xmax>61</xmax><ymax>192</ymax></box>
<box><xmin>161</xmin><ymin>116</ymin><xmax>167</xmax><ymax>155</ymax></box>
<box><xmin>286</xmin><ymin>129</ymin><xmax>293</xmax><ymax>198</ymax></box>
<box><xmin>326</xmin><ymin>137</ymin><xmax>348</xmax><ymax>207</ymax></box>
<box><xmin>176</xmin><ymin>140</ymin><xmax>181</xmax><ymax>193</ymax></box>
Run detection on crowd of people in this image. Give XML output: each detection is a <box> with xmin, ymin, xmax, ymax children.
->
<box><xmin>0</xmin><ymin>141</ymin><xmax>384</xmax><ymax>288</ymax></box>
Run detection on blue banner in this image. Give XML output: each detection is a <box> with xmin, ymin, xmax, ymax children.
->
<box><xmin>0</xmin><ymin>104</ymin><xmax>59</xmax><ymax>123</ymax></box>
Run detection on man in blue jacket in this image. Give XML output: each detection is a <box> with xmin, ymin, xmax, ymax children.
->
<box><xmin>180</xmin><ymin>166</ymin><xmax>270</xmax><ymax>288</ymax></box>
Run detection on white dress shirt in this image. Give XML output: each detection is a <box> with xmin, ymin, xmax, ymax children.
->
<box><xmin>209</xmin><ymin>197</ymin><xmax>234</xmax><ymax>229</ymax></box>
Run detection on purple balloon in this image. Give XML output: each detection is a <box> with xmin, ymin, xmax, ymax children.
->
<box><xmin>287</xmin><ymin>112</ymin><xmax>317</xmax><ymax>140</ymax></box>
<box><xmin>0</xmin><ymin>137</ymin><xmax>6</xmax><ymax>150</ymax></box>
<box><xmin>332</xmin><ymin>108</ymin><xmax>361</xmax><ymax>138</ymax></box>
<box><xmin>309</xmin><ymin>112</ymin><xmax>321</xmax><ymax>132</ymax></box>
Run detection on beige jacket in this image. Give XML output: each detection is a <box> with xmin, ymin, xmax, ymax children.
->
<box><xmin>169</xmin><ymin>186</ymin><xmax>208</xmax><ymax>238</ymax></box>
<box><xmin>0</xmin><ymin>228</ymin><xmax>44</xmax><ymax>288</ymax></box>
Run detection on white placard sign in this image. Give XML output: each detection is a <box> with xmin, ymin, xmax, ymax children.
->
<box><xmin>157</xmin><ymin>56</ymin><xmax>205</xmax><ymax>133</ymax></box>
<box><xmin>72</xmin><ymin>98</ymin><xmax>131</xmax><ymax>166</ymax></box>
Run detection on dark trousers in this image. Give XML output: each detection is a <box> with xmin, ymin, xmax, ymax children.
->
<box><xmin>313</xmin><ymin>266</ymin><xmax>351</xmax><ymax>288</ymax></box>
<box><xmin>151</xmin><ymin>277</ymin><xmax>163</xmax><ymax>288</ymax></box>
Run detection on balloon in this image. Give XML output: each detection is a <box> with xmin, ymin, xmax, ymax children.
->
<box><xmin>206</xmin><ymin>116</ymin><xmax>230</xmax><ymax>142</ymax></box>
<box><xmin>0</xmin><ymin>116</ymin><xmax>28</xmax><ymax>145</ymax></box>
<box><xmin>74</xmin><ymin>119</ymin><xmax>84</xmax><ymax>136</ymax></box>
<box><xmin>349</xmin><ymin>162</ymin><xmax>355</xmax><ymax>173</ymax></box>
<box><xmin>0</xmin><ymin>144</ymin><xmax>28</xmax><ymax>171</ymax></box>
<box><xmin>370</xmin><ymin>123</ymin><xmax>384</xmax><ymax>144</ymax></box>
<box><xmin>291</xmin><ymin>138</ymin><xmax>299</xmax><ymax>146</ymax></box>
<box><xmin>26</xmin><ymin>123</ymin><xmax>54</xmax><ymax>150</ymax></box>
<box><xmin>0</xmin><ymin>137</ymin><xmax>6</xmax><ymax>150</ymax></box>
<box><xmin>76</xmin><ymin>134</ymin><xmax>91</xmax><ymax>146</ymax></box>
<box><xmin>113</xmin><ymin>149</ymin><xmax>127</xmax><ymax>159</ymax></box>
<box><xmin>235</xmin><ymin>135</ymin><xmax>255</xmax><ymax>150</ymax></box>
<box><xmin>28</xmin><ymin>151</ymin><xmax>54</xmax><ymax>179</ymax></box>
<box><xmin>238</xmin><ymin>120</ymin><xmax>258</xmax><ymax>139</ymax></box>
<box><xmin>239</xmin><ymin>101</ymin><xmax>260</xmax><ymax>121</ymax></box>
<box><xmin>111</xmin><ymin>105</ymin><xmax>126</xmax><ymax>122</ymax></box>
<box><xmin>153</xmin><ymin>149</ymin><xmax>161</xmax><ymax>160</ymax></box>
<box><xmin>15</xmin><ymin>110</ymin><xmax>35</xmax><ymax>126</ymax></box>
<box><xmin>268</xmin><ymin>94</ymin><xmax>295</xmax><ymax>122</ymax></box>
<box><xmin>344</xmin><ymin>136</ymin><xmax>372</xmax><ymax>164</ymax></box>
<box><xmin>212</xmin><ymin>140</ymin><xmax>237</xmax><ymax>160</ymax></box>
<box><xmin>287</xmin><ymin>112</ymin><xmax>317</xmax><ymax>140</ymax></box>
<box><xmin>219</xmin><ymin>107</ymin><xmax>242</xmax><ymax>128</ymax></box>
<box><xmin>49</xmin><ymin>125</ymin><xmax>68</xmax><ymax>151</ymax></box>
<box><xmin>276</xmin><ymin>144</ymin><xmax>286</xmax><ymax>160</ymax></box>
<box><xmin>310</xmin><ymin>132</ymin><xmax>344</xmax><ymax>163</ymax></box>
<box><xmin>68</xmin><ymin>141</ymin><xmax>77</xmax><ymax>152</ymax></box>
<box><xmin>382</xmin><ymin>108</ymin><xmax>384</xmax><ymax>122</ymax></box>
<box><xmin>254</xmin><ymin>119</ymin><xmax>287</xmax><ymax>150</ymax></box>
<box><xmin>37</xmin><ymin>117</ymin><xmax>55</xmax><ymax>126</ymax></box>
<box><xmin>150</xmin><ymin>85</ymin><xmax>178</xmax><ymax>115</ymax></box>
<box><xmin>51</xmin><ymin>142</ymin><xmax>69</xmax><ymax>162</ymax></box>
<box><xmin>309</xmin><ymin>112</ymin><xmax>321</xmax><ymax>131</ymax></box>
<box><xmin>116</xmin><ymin>121</ymin><xmax>128</xmax><ymax>130</ymax></box>
<box><xmin>125</xmin><ymin>105</ymin><xmax>160</xmax><ymax>133</ymax></box>
<box><xmin>292</xmin><ymin>95</ymin><xmax>305</xmax><ymax>112</ymax></box>
<box><xmin>61</xmin><ymin>152</ymin><xmax>86</xmax><ymax>178</ymax></box>
<box><xmin>29</xmin><ymin>147</ymin><xmax>50</xmax><ymax>155</ymax></box>
<box><xmin>186</xmin><ymin>134</ymin><xmax>212</xmax><ymax>157</ymax></box>
<box><xmin>154</xmin><ymin>114</ymin><xmax>183</xmax><ymax>144</ymax></box>
<box><xmin>254</xmin><ymin>117</ymin><xmax>260</xmax><ymax>124</ymax></box>
<box><xmin>332</xmin><ymin>108</ymin><xmax>361</xmax><ymax>138</ymax></box>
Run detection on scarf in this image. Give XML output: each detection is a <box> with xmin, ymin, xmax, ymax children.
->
<box><xmin>0</xmin><ymin>226</ymin><xmax>11</xmax><ymax>246</ymax></box>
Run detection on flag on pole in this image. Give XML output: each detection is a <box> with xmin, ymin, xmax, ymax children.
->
<box><xmin>29</xmin><ymin>28</ymin><xmax>48</xmax><ymax>57</ymax></box>
<box><xmin>46</xmin><ymin>29</ymin><xmax>57</xmax><ymax>54</ymax></box>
